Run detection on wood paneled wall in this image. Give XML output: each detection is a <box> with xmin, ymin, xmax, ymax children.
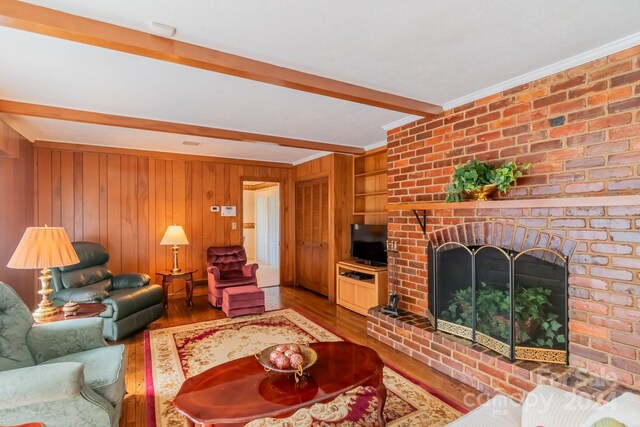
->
<box><xmin>294</xmin><ymin>154</ymin><xmax>353</xmax><ymax>301</ymax></box>
<box><xmin>0</xmin><ymin>121</ymin><xmax>35</xmax><ymax>307</ymax></box>
<box><xmin>33</xmin><ymin>142</ymin><xmax>295</xmax><ymax>294</ymax></box>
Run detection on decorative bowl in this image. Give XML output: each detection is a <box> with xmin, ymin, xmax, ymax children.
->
<box><xmin>62</xmin><ymin>301</ymin><xmax>80</xmax><ymax>317</ymax></box>
<box><xmin>255</xmin><ymin>343</ymin><xmax>317</xmax><ymax>382</ymax></box>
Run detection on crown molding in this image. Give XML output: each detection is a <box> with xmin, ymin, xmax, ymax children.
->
<box><xmin>291</xmin><ymin>151</ymin><xmax>331</xmax><ymax>166</ymax></box>
<box><xmin>381</xmin><ymin>115</ymin><xmax>422</xmax><ymax>132</ymax></box>
<box><xmin>364</xmin><ymin>139</ymin><xmax>387</xmax><ymax>152</ymax></box>
<box><xmin>443</xmin><ymin>32</ymin><xmax>640</xmax><ymax>111</ymax></box>
<box><xmin>382</xmin><ymin>33</ymin><xmax>640</xmax><ymax>131</ymax></box>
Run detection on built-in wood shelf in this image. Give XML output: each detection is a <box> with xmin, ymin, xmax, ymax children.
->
<box><xmin>355</xmin><ymin>191</ymin><xmax>387</xmax><ymax>197</ymax></box>
<box><xmin>386</xmin><ymin>195</ymin><xmax>640</xmax><ymax>211</ymax></box>
<box><xmin>354</xmin><ymin>169</ymin><xmax>387</xmax><ymax>178</ymax></box>
<box><xmin>354</xmin><ymin>210</ymin><xmax>387</xmax><ymax>215</ymax></box>
<box><xmin>353</xmin><ymin>149</ymin><xmax>387</xmax><ymax>225</ymax></box>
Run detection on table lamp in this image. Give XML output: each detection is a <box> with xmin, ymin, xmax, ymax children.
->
<box><xmin>7</xmin><ymin>226</ymin><xmax>80</xmax><ymax>322</ymax></box>
<box><xmin>160</xmin><ymin>225</ymin><xmax>189</xmax><ymax>273</ymax></box>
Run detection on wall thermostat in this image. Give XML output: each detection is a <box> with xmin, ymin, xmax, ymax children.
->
<box><xmin>221</xmin><ymin>206</ymin><xmax>236</xmax><ymax>217</ymax></box>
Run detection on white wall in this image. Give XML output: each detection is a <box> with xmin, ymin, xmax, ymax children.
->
<box><xmin>242</xmin><ymin>189</ymin><xmax>256</xmax><ymax>260</ymax></box>
<box><xmin>255</xmin><ymin>186</ymin><xmax>279</xmax><ymax>265</ymax></box>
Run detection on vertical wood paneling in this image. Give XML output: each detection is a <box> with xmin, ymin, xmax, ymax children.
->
<box><xmin>155</xmin><ymin>159</ymin><xmax>167</xmax><ymax>274</ymax></box>
<box><xmin>137</xmin><ymin>157</ymin><xmax>149</xmax><ymax>274</ymax></box>
<box><xmin>82</xmin><ymin>153</ymin><xmax>100</xmax><ymax>242</ymax></box>
<box><xmin>121</xmin><ymin>156</ymin><xmax>137</xmax><ymax>273</ymax></box>
<box><xmin>0</xmin><ymin>122</ymin><xmax>35</xmax><ymax>307</ymax></box>
<box><xmin>107</xmin><ymin>154</ymin><xmax>122</xmax><ymax>272</ymax></box>
<box><xmin>60</xmin><ymin>151</ymin><xmax>75</xmax><ymax>239</ymax></box>
<box><xmin>36</xmin><ymin>149</ymin><xmax>52</xmax><ymax>227</ymax></box>
<box><xmin>99</xmin><ymin>154</ymin><xmax>109</xmax><ymax>247</ymax></box>
<box><xmin>202</xmin><ymin>162</ymin><xmax>216</xmax><ymax>276</ymax></box>
<box><xmin>73</xmin><ymin>152</ymin><xmax>83</xmax><ymax>238</ymax></box>
<box><xmin>31</xmin><ymin>145</ymin><xmax>295</xmax><ymax>291</ymax></box>
<box><xmin>50</xmin><ymin>150</ymin><xmax>61</xmax><ymax>226</ymax></box>
<box><xmin>147</xmin><ymin>159</ymin><xmax>157</xmax><ymax>278</ymax></box>
<box><xmin>214</xmin><ymin>164</ymin><xmax>226</xmax><ymax>244</ymax></box>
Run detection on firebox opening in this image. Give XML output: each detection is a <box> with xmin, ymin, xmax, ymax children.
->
<box><xmin>428</xmin><ymin>241</ymin><xmax>568</xmax><ymax>364</ymax></box>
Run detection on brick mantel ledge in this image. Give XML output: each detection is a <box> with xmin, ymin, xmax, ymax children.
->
<box><xmin>386</xmin><ymin>194</ymin><xmax>640</xmax><ymax>211</ymax></box>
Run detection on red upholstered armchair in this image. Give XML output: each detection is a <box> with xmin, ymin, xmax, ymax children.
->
<box><xmin>206</xmin><ymin>245</ymin><xmax>259</xmax><ymax>307</ymax></box>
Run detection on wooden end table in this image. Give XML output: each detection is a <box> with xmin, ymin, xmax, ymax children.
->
<box><xmin>173</xmin><ymin>341</ymin><xmax>386</xmax><ymax>426</ymax></box>
<box><xmin>156</xmin><ymin>269</ymin><xmax>198</xmax><ymax>309</ymax></box>
<box><xmin>47</xmin><ymin>302</ymin><xmax>107</xmax><ymax>322</ymax></box>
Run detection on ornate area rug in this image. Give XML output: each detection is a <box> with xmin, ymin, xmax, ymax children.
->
<box><xmin>145</xmin><ymin>309</ymin><xmax>462</xmax><ymax>426</ymax></box>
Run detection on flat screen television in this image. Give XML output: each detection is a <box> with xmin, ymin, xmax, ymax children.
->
<box><xmin>350</xmin><ymin>224</ymin><xmax>387</xmax><ymax>266</ymax></box>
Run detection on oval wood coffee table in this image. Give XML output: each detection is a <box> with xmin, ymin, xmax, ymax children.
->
<box><xmin>173</xmin><ymin>341</ymin><xmax>386</xmax><ymax>427</ymax></box>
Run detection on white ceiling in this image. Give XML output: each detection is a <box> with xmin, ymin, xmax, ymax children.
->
<box><xmin>1</xmin><ymin>0</ymin><xmax>640</xmax><ymax>164</ymax></box>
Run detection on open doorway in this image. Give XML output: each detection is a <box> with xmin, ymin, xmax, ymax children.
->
<box><xmin>242</xmin><ymin>181</ymin><xmax>280</xmax><ymax>288</ymax></box>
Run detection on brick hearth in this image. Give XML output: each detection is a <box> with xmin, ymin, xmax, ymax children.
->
<box><xmin>368</xmin><ymin>44</ymin><xmax>640</xmax><ymax>398</ymax></box>
<box><xmin>367</xmin><ymin>307</ymin><xmax>635</xmax><ymax>402</ymax></box>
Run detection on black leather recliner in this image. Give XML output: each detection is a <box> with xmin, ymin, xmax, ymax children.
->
<box><xmin>50</xmin><ymin>242</ymin><xmax>164</xmax><ymax>340</ymax></box>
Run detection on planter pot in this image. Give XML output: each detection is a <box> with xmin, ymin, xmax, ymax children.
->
<box><xmin>463</xmin><ymin>184</ymin><xmax>498</xmax><ymax>201</ymax></box>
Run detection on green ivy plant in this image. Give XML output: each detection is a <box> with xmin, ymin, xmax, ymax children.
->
<box><xmin>441</xmin><ymin>281</ymin><xmax>565</xmax><ymax>348</ymax></box>
<box><xmin>445</xmin><ymin>160</ymin><xmax>530</xmax><ymax>202</ymax></box>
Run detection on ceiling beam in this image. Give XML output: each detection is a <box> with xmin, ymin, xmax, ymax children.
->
<box><xmin>0</xmin><ymin>0</ymin><xmax>442</xmax><ymax>117</ymax></box>
<box><xmin>0</xmin><ymin>100</ymin><xmax>365</xmax><ymax>155</ymax></box>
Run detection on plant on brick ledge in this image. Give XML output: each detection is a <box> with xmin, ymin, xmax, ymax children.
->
<box><xmin>441</xmin><ymin>281</ymin><xmax>565</xmax><ymax>348</ymax></box>
<box><xmin>445</xmin><ymin>159</ymin><xmax>530</xmax><ymax>202</ymax></box>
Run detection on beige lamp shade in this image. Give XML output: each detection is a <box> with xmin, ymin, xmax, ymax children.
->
<box><xmin>7</xmin><ymin>226</ymin><xmax>79</xmax><ymax>269</ymax></box>
<box><xmin>160</xmin><ymin>225</ymin><xmax>189</xmax><ymax>246</ymax></box>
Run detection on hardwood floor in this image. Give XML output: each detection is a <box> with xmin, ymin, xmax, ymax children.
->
<box><xmin>118</xmin><ymin>285</ymin><xmax>482</xmax><ymax>426</ymax></box>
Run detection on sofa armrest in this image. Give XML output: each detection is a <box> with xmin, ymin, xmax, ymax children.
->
<box><xmin>27</xmin><ymin>317</ymin><xmax>107</xmax><ymax>364</ymax></box>
<box><xmin>242</xmin><ymin>263</ymin><xmax>259</xmax><ymax>277</ymax></box>
<box><xmin>207</xmin><ymin>265</ymin><xmax>221</xmax><ymax>280</ymax></box>
<box><xmin>112</xmin><ymin>273</ymin><xmax>150</xmax><ymax>289</ymax></box>
<box><xmin>0</xmin><ymin>362</ymin><xmax>86</xmax><ymax>408</ymax></box>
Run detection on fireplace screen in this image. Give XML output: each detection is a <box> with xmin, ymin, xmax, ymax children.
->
<box><xmin>427</xmin><ymin>242</ymin><xmax>568</xmax><ymax>364</ymax></box>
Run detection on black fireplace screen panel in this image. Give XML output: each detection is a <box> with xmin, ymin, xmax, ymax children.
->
<box><xmin>436</xmin><ymin>245</ymin><xmax>473</xmax><ymax>330</ymax></box>
<box><xmin>514</xmin><ymin>251</ymin><xmax>567</xmax><ymax>352</ymax></box>
<box><xmin>474</xmin><ymin>247</ymin><xmax>511</xmax><ymax>345</ymax></box>
<box><xmin>428</xmin><ymin>242</ymin><xmax>568</xmax><ymax>364</ymax></box>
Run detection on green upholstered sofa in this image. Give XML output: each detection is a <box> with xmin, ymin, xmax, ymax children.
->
<box><xmin>0</xmin><ymin>282</ymin><xmax>126</xmax><ymax>427</ymax></box>
<box><xmin>50</xmin><ymin>241</ymin><xmax>164</xmax><ymax>340</ymax></box>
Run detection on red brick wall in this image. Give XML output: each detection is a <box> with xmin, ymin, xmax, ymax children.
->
<box><xmin>386</xmin><ymin>45</ymin><xmax>640</xmax><ymax>388</ymax></box>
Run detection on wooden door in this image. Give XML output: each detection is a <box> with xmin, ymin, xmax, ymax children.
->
<box><xmin>295</xmin><ymin>177</ymin><xmax>329</xmax><ymax>296</ymax></box>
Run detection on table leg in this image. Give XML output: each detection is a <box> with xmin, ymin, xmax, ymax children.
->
<box><xmin>377</xmin><ymin>384</ymin><xmax>388</xmax><ymax>426</ymax></box>
<box><xmin>162</xmin><ymin>276</ymin><xmax>171</xmax><ymax>309</ymax></box>
<box><xmin>186</xmin><ymin>274</ymin><xmax>194</xmax><ymax>307</ymax></box>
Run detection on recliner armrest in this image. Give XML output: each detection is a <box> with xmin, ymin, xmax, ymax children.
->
<box><xmin>0</xmin><ymin>362</ymin><xmax>86</xmax><ymax>408</ymax></box>
<box><xmin>242</xmin><ymin>263</ymin><xmax>259</xmax><ymax>277</ymax></box>
<box><xmin>27</xmin><ymin>317</ymin><xmax>107</xmax><ymax>364</ymax></box>
<box><xmin>112</xmin><ymin>273</ymin><xmax>150</xmax><ymax>289</ymax></box>
<box><xmin>207</xmin><ymin>265</ymin><xmax>221</xmax><ymax>279</ymax></box>
<box><xmin>53</xmin><ymin>286</ymin><xmax>109</xmax><ymax>303</ymax></box>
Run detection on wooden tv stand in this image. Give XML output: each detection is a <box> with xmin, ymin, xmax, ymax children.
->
<box><xmin>336</xmin><ymin>260</ymin><xmax>388</xmax><ymax>316</ymax></box>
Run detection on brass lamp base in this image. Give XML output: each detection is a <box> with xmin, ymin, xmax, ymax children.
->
<box><xmin>32</xmin><ymin>267</ymin><xmax>58</xmax><ymax>323</ymax></box>
<box><xmin>171</xmin><ymin>245</ymin><xmax>182</xmax><ymax>273</ymax></box>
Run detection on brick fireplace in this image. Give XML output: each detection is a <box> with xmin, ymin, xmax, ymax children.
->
<box><xmin>367</xmin><ymin>45</ymin><xmax>640</xmax><ymax>400</ymax></box>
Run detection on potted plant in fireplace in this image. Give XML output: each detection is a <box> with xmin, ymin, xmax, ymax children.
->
<box><xmin>441</xmin><ymin>282</ymin><xmax>565</xmax><ymax>348</ymax></box>
<box><xmin>445</xmin><ymin>159</ymin><xmax>530</xmax><ymax>202</ymax></box>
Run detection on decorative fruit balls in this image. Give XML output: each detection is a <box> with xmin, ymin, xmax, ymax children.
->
<box><xmin>269</xmin><ymin>344</ymin><xmax>305</xmax><ymax>370</ymax></box>
<box><xmin>289</xmin><ymin>353</ymin><xmax>304</xmax><ymax>369</ymax></box>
